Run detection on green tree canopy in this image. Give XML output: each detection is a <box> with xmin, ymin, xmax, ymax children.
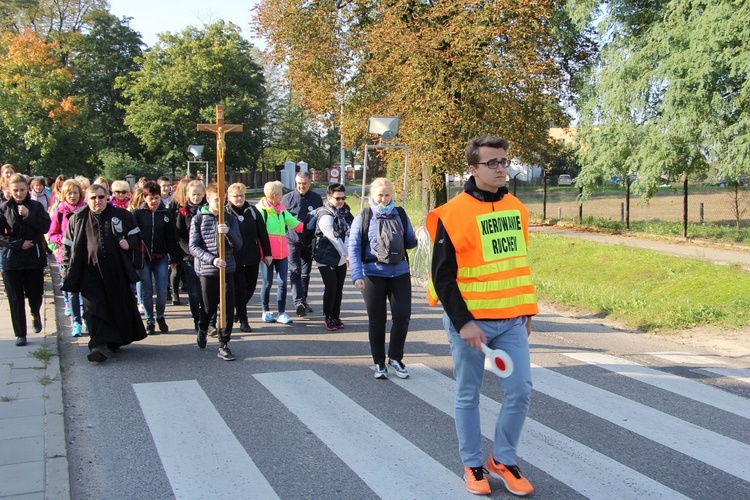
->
<box><xmin>255</xmin><ymin>0</ymin><xmax>590</xmax><ymax>207</ymax></box>
<box><xmin>118</xmin><ymin>21</ymin><xmax>267</xmax><ymax>177</ymax></box>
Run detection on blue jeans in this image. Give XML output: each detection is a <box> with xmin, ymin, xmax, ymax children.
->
<box><xmin>445</xmin><ymin>313</ymin><xmax>532</xmax><ymax>467</ymax></box>
<box><xmin>260</xmin><ymin>258</ymin><xmax>288</xmax><ymax>313</ymax></box>
<box><xmin>136</xmin><ymin>256</ymin><xmax>169</xmax><ymax>324</ymax></box>
<box><xmin>59</xmin><ymin>264</ymin><xmax>82</xmax><ymax>324</ymax></box>
<box><xmin>183</xmin><ymin>260</ymin><xmax>203</xmax><ymax>328</ymax></box>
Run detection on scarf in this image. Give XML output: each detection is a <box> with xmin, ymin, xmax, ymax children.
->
<box><xmin>324</xmin><ymin>200</ymin><xmax>353</xmax><ymax>240</ymax></box>
<box><xmin>260</xmin><ymin>197</ymin><xmax>285</xmax><ymax>214</ymax></box>
<box><xmin>369</xmin><ymin>198</ymin><xmax>395</xmax><ymax>218</ymax></box>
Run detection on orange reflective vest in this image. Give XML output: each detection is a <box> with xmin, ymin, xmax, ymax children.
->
<box><xmin>426</xmin><ymin>191</ymin><xmax>538</xmax><ymax>319</ymax></box>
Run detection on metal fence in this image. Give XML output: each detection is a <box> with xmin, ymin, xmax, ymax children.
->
<box><xmin>404</xmin><ymin>180</ymin><xmax>750</xmax><ymax>237</ymax></box>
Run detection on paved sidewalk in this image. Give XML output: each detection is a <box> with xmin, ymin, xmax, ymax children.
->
<box><xmin>0</xmin><ymin>267</ymin><xmax>69</xmax><ymax>500</ymax></box>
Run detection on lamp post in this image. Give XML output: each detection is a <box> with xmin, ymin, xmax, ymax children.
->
<box><xmin>360</xmin><ymin>116</ymin><xmax>409</xmax><ymax>209</ymax></box>
<box><xmin>186</xmin><ymin>145</ymin><xmax>209</xmax><ymax>180</ymax></box>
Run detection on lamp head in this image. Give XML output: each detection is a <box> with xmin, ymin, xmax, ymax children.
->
<box><xmin>187</xmin><ymin>145</ymin><xmax>204</xmax><ymax>159</ymax></box>
<box><xmin>367</xmin><ymin>116</ymin><xmax>400</xmax><ymax>142</ymax></box>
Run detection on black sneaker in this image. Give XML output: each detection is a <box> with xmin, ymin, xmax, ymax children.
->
<box><xmin>239</xmin><ymin>321</ymin><xmax>252</xmax><ymax>332</ymax></box>
<box><xmin>172</xmin><ymin>297</ymin><xmax>181</xmax><ymax>306</ymax></box>
<box><xmin>295</xmin><ymin>303</ymin><xmax>307</xmax><ymax>317</ymax></box>
<box><xmin>333</xmin><ymin>318</ymin><xmax>345</xmax><ymax>329</ymax></box>
<box><xmin>303</xmin><ymin>302</ymin><xmax>314</xmax><ymax>313</ymax></box>
<box><xmin>15</xmin><ymin>336</ymin><xmax>27</xmax><ymax>347</ymax></box>
<box><xmin>146</xmin><ymin>322</ymin><xmax>157</xmax><ymax>336</ymax></box>
<box><xmin>208</xmin><ymin>324</ymin><xmax>218</xmax><ymax>337</ymax></box>
<box><xmin>196</xmin><ymin>330</ymin><xmax>207</xmax><ymax>349</ymax></box>
<box><xmin>218</xmin><ymin>345</ymin><xmax>236</xmax><ymax>361</ymax></box>
<box><xmin>157</xmin><ymin>316</ymin><xmax>169</xmax><ymax>333</ymax></box>
<box><xmin>32</xmin><ymin>315</ymin><xmax>42</xmax><ymax>333</ymax></box>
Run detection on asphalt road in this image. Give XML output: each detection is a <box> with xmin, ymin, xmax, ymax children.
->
<box><xmin>57</xmin><ymin>268</ymin><xmax>750</xmax><ymax>499</ymax></box>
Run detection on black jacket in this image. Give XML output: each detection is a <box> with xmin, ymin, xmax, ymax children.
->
<box><xmin>61</xmin><ymin>205</ymin><xmax>141</xmax><ymax>293</ymax></box>
<box><xmin>175</xmin><ymin>201</ymin><xmax>205</xmax><ymax>262</ymax></box>
<box><xmin>226</xmin><ymin>201</ymin><xmax>272</xmax><ymax>266</ymax></box>
<box><xmin>133</xmin><ymin>203</ymin><xmax>179</xmax><ymax>268</ymax></box>
<box><xmin>0</xmin><ymin>196</ymin><xmax>51</xmax><ymax>270</ymax></box>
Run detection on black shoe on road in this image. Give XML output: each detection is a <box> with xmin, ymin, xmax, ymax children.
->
<box><xmin>32</xmin><ymin>315</ymin><xmax>42</xmax><ymax>333</ymax></box>
<box><xmin>239</xmin><ymin>321</ymin><xmax>252</xmax><ymax>332</ymax></box>
<box><xmin>197</xmin><ymin>330</ymin><xmax>207</xmax><ymax>349</ymax></box>
<box><xmin>157</xmin><ymin>316</ymin><xmax>169</xmax><ymax>333</ymax></box>
<box><xmin>15</xmin><ymin>336</ymin><xmax>27</xmax><ymax>347</ymax></box>
<box><xmin>296</xmin><ymin>303</ymin><xmax>307</xmax><ymax>317</ymax></box>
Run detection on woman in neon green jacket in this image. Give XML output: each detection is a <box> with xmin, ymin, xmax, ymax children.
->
<box><xmin>256</xmin><ymin>181</ymin><xmax>303</xmax><ymax>324</ymax></box>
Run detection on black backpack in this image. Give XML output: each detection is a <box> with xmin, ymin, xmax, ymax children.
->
<box><xmin>360</xmin><ymin>207</ymin><xmax>408</xmax><ymax>265</ymax></box>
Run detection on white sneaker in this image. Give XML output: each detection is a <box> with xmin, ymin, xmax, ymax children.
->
<box><xmin>262</xmin><ymin>311</ymin><xmax>275</xmax><ymax>323</ymax></box>
<box><xmin>374</xmin><ymin>364</ymin><xmax>388</xmax><ymax>379</ymax></box>
<box><xmin>277</xmin><ymin>312</ymin><xmax>293</xmax><ymax>324</ymax></box>
<box><xmin>388</xmin><ymin>359</ymin><xmax>410</xmax><ymax>379</ymax></box>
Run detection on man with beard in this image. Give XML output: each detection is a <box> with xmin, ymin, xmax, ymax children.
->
<box><xmin>62</xmin><ymin>184</ymin><xmax>147</xmax><ymax>362</ymax></box>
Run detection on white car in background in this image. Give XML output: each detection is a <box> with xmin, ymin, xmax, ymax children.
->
<box><xmin>558</xmin><ymin>174</ymin><xmax>572</xmax><ymax>186</ymax></box>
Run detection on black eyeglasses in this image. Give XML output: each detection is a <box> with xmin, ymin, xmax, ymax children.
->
<box><xmin>474</xmin><ymin>158</ymin><xmax>509</xmax><ymax>169</ymax></box>
<box><xmin>89</xmin><ymin>195</ymin><xmax>106</xmax><ymax>200</ymax></box>
<box><xmin>332</xmin><ymin>196</ymin><xmax>346</xmax><ymax>201</ymax></box>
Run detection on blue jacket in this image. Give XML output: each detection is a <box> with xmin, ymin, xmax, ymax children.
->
<box><xmin>347</xmin><ymin>208</ymin><xmax>416</xmax><ymax>282</ymax></box>
<box><xmin>281</xmin><ymin>189</ymin><xmax>323</xmax><ymax>245</ymax></box>
<box><xmin>188</xmin><ymin>206</ymin><xmax>242</xmax><ymax>277</ymax></box>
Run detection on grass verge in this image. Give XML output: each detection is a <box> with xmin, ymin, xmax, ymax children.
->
<box><xmin>529</xmin><ymin>233</ymin><xmax>750</xmax><ymax>332</ymax></box>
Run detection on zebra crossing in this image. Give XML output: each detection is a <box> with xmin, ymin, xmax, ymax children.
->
<box><xmin>133</xmin><ymin>352</ymin><xmax>750</xmax><ymax>499</ymax></box>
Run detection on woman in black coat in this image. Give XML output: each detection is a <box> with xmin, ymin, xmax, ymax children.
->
<box><xmin>0</xmin><ymin>174</ymin><xmax>51</xmax><ymax>346</ymax></box>
<box><xmin>226</xmin><ymin>182</ymin><xmax>272</xmax><ymax>332</ymax></box>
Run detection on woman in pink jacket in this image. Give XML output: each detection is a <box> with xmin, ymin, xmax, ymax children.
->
<box><xmin>48</xmin><ymin>179</ymin><xmax>85</xmax><ymax>337</ymax></box>
<box><xmin>255</xmin><ymin>181</ymin><xmax>303</xmax><ymax>324</ymax></box>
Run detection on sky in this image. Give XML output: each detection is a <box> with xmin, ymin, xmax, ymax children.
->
<box><xmin>107</xmin><ymin>0</ymin><xmax>262</xmax><ymax>48</ymax></box>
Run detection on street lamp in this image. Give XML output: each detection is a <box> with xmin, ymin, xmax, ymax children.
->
<box><xmin>187</xmin><ymin>145</ymin><xmax>209</xmax><ymax>181</ymax></box>
<box><xmin>361</xmin><ymin>116</ymin><xmax>409</xmax><ymax>209</ymax></box>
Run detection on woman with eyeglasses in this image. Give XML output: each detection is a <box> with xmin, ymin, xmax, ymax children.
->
<box><xmin>310</xmin><ymin>183</ymin><xmax>353</xmax><ymax>331</ymax></box>
<box><xmin>109</xmin><ymin>180</ymin><xmax>131</xmax><ymax>209</ymax></box>
<box><xmin>61</xmin><ymin>184</ymin><xmax>147</xmax><ymax>362</ymax></box>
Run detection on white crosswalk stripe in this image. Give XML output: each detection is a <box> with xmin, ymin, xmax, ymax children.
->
<box><xmin>133</xmin><ymin>380</ymin><xmax>280</xmax><ymax>500</ymax></box>
<box><xmin>253</xmin><ymin>370</ymin><xmax>472</xmax><ymax>500</ymax></box>
<box><xmin>648</xmin><ymin>352</ymin><xmax>728</xmax><ymax>366</ymax></box>
<box><xmin>133</xmin><ymin>354</ymin><xmax>750</xmax><ymax>499</ymax></box>
<box><xmin>391</xmin><ymin>364</ymin><xmax>689</xmax><ymax>499</ymax></box>
<box><xmin>700</xmin><ymin>367</ymin><xmax>750</xmax><ymax>385</ymax></box>
<box><xmin>531</xmin><ymin>362</ymin><xmax>750</xmax><ymax>482</ymax></box>
<box><xmin>563</xmin><ymin>352</ymin><xmax>750</xmax><ymax>419</ymax></box>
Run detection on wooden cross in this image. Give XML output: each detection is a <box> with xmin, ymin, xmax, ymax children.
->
<box><xmin>197</xmin><ymin>105</ymin><xmax>243</xmax><ymax>336</ymax></box>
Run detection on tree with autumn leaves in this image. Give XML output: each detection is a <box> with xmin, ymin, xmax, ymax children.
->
<box><xmin>254</xmin><ymin>0</ymin><xmax>590</xmax><ymax>209</ymax></box>
<box><xmin>0</xmin><ymin>29</ymin><xmax>81</xmax><ymax>175</ymax></box>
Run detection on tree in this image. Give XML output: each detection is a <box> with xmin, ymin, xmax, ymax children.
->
<box><xmin>1</xmin><ymin>0</ymin><xmax>107</xmax><ymax>38</ymax></box>
<box><xmin>0</xmin><ymin>29</ymin><xmax>84</xmax><ymax>176</ymax></box>
<box><xmin>118</xmin><ymin>21</ymin><xmax>267</xmax><ymax>177</ymax></box>
<box><xmin>68</xmin><ymin>11</ymin><xmax>143</xmax><ymax>166</ymax></box>
<box><xmin>254</xmin><ymin>0</ymin><xmax>591</xmax><ymax>210</ymax></box>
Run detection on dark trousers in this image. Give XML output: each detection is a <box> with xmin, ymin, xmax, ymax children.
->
<box><xmin>288</xmin><ymin>243</ymin><xmax>312</xmax><ymax>305</ymax></box>
<box><xmin>199</xmin><ymin>273</ymin><xmax>235</xmax><ymax>345</ymax></box>
<box><xmin>360</xmin><ymin>273</ymin><xmax>412</xmax><ymax>365</ymax></box>
<box><xmin>234</xmin><ymin>264</ymin><xmax>260</xmax><ymax>323</ymax></box>
<box><xmin>3</xmin><ymin>267</ymin><xmax>44</xmax><ymax>338</ymax></box>
<box><xmin>318</xmin><ymin>264</ymin><xmax>346</xmax><ymax>320</ymax></box>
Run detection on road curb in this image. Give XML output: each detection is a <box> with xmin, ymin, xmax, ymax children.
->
<box><xmin>43</xmin><ymin>266</ymin><xmax>71</xmax><ymax>500</ymax></box>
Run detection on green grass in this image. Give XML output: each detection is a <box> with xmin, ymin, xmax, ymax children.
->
<box><xmin>29</xmin><ymin>345</ymin><xmax>54</xmax><ymax>365</ymax></box>
<box><xmin>529</xmin><ymin>234</ymin><xmax>750</xmax><ymax>332</ymax></box>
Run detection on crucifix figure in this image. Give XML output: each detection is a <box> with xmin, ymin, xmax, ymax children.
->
<box><xmin>197</xmin><ymin>105</ymin><xmax>243</xmax><ymax>337</ymax></box>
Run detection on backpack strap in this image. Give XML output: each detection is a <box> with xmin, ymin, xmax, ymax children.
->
<box><xmin>360</xmin><ymin>207</ymin><xmax>374</xmax><ymax>263</ymax></box>
<box><xmin>360</xmin><ymin>206</ymin><xmax>409</xmax><ymax>264</ymax></box>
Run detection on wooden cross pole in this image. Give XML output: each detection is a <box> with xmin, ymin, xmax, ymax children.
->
<box><xmin>197</xmin><ymin>105</ymin><xmax>243</xmax><ymax>335</ymax></box>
